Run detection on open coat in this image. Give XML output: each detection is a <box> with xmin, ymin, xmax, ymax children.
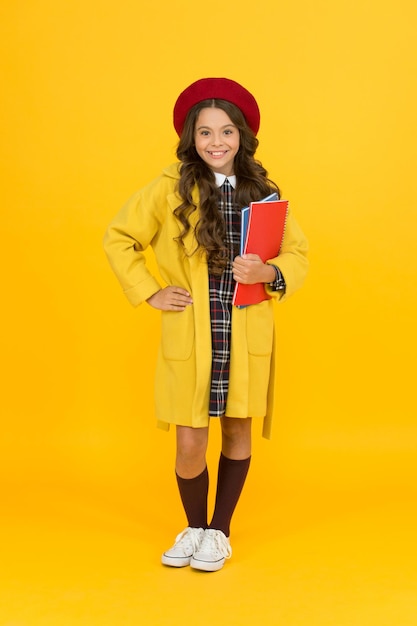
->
<box><xmin>104</xmin><ymin>163</ymin><xmax>308</xmax><ymax>438</ymax></box>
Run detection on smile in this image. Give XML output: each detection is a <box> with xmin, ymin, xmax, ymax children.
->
<box><xmin>208</xmin><ymin>151</ymin><xmax>228</xmax><ymax>158</ymax></box>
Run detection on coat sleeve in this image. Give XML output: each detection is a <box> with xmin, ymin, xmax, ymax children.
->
<box><xmin>103</xmin><ymin>178</ymin><xmax>165</xmax><ymax>307</ymax></box>
<box><xmin>265</xmin><ymin>206</ymin><xmax>309</xmax><ymax>302</ymax></box>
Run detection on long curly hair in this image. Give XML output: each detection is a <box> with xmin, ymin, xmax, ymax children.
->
<box><xmin>174</xmin><ymin>98</ymin><xmax>280</xmax><ymax>276</ymax></box>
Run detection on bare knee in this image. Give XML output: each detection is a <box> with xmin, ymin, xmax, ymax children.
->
<box><xmin>176</xmin><ymin>426</ymin><xmax>208</xmax><ymax>478</ymax></box>
<box><xmin>221</xmin><ymin>417</ymin><xmax>252</xmax><ymax>459</ymax></box>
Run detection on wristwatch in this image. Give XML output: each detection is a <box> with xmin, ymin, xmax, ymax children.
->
<box><xmin>269</xmin><ymin>265</ymin><xmax>286</xmax><ymax>292</ymax></box>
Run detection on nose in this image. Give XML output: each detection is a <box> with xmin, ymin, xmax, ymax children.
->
<box><xmin>210</xmin><ymin>132</ymin><xmax>223</xmax><ymax>146</ymax></box>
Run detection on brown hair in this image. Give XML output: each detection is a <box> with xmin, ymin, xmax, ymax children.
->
<box><xmin>174</xmin><ymin>99</ymin><xmax>280</xmax><ymax>276</ymax></box>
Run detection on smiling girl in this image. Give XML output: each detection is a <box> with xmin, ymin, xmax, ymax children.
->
<box><xmin>104</xmin><ymin>78</ymin><xmax>308</xmax><ymax>572</ymax></box>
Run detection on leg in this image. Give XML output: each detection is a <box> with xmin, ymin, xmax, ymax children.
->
<box><xmin>175</xmin><ymin>425</ymin><xmax>209</xmax><ymax>478</ymax></box>
<box><xmin>209</xmin><ymin>417</ymin><xmax>252</xmax><ymax>536</ymax></box>
<box><xmin>190</xmin><ymin>417</ymin><xmax>251</xmax><ymax>571</ymax></box>
<box><xmin>175</xmin><ymin>425</ymin><xmax>209</xmax><ymax>529</ymax></box>
<box><xmin>220</xmin><ymin>415</ymin><xmax>252</xmax><ymax>460</ymax></box>
<box><xmin>161</xmin><ymin>426</ymin><xmax>209</xmax><ymax>568</ymax></box>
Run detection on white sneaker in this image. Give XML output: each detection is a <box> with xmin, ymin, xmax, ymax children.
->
<box><xmin>161</xmin><ymin>527</ymin><xmax>205</xmax><ymax>567</ymax></box>
<box><xmin>190</xmin><ymin>529</ymin><xmax>232</xmax><ymax>572</ymax></box>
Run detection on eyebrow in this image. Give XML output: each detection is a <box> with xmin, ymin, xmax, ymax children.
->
<box><xmin>195</xmin><ymin>124</ymin><xmax>236</xmax><ymax>131</ymax></box>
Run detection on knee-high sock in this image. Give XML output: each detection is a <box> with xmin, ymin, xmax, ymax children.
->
<box><xmin>209</xmin><ymin>453</ymin><xmax>251</xmax><ymax>537</ymax></box>
<box><xmin>175</xmin><ymin>466</ymin><xmax>209</xmax><ymax>529</ymax></box>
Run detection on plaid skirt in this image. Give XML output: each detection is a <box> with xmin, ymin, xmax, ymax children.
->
<box><xmin>208</xmin><ymin>179</ymin><xmax>240</xmax><ymax>416</ymax></box>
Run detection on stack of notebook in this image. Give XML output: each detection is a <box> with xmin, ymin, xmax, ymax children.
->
<box><xmin>232</xmin><ymin>193</ymin><xmax>288</xmax><ymax>307</ymax></box>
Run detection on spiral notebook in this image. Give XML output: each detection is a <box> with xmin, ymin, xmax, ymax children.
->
<box><xmin>233</xmin><ymin>196</ymin><xmax>288</xmax><ymax>307</ymax></box>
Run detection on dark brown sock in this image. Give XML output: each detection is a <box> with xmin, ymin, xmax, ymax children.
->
<box><xmin>175</xmin><ymin>466</ymin><xmax>209</xmax><ymax>529</ymax></box>
<box><xmin>209</xmin><ymin>453</ymin><xmax>251</xmax><ymax>537</ymax></box>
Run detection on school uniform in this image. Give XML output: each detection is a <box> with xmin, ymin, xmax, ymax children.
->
<box><xmin>104</xmin><ymin>162</ymin><xmax>308</xmax><ymax>439</ymax></box>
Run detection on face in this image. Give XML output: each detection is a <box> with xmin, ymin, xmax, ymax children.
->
<box><xmin>194</xmin><ymin>107</ymin><xmax>240</xmax><ymax>176</ymax></box>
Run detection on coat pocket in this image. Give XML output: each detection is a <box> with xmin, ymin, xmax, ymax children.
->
<box><xmin>161</xmin><ymin>307</ymin><xmax>194</xmax><ymax>361</ymax></box>
<box><xmin>246</xmin><ymin>301</ymin><xmax>274</xmax><ymax>356</ymax></box>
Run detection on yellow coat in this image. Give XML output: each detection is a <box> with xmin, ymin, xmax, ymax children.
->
<box><xmin>104</xmin><ymin>163</ymin><xmax>308</xmax><ymax>438</ymax></box>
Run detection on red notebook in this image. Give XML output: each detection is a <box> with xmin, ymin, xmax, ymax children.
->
<box><xmin>232</xmin><ymin>199</ymin><xmax>288</xmax><ymax>307</ymax></box>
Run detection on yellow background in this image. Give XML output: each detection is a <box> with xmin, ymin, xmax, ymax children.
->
<box><xmin>1</xmin><ymin>1</ymin><xmax>416</xmax><ymax>624</ymax></box>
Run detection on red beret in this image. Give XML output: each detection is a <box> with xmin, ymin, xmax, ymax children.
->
<box><xmin>173</xmin><ymin>77</ymin><xmax>260</xmax><ymax>136</ymax></box>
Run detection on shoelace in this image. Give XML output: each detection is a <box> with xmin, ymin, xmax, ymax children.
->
<box><xmin>174</xmin><ymin>527</ymin><xmax>203</xmax><ymax>552</ymax></box>
<box><xmin>199</xmin><ymin>529</ymin><xmax>232</xmax><ymax>559</ymax></box>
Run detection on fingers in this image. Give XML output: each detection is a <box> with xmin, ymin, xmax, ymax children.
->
<box><xmin>242</xmin><ymin>253</ymin><xmax>261</xmax><ymax>261</ymax></box>
<box><xmin>165</xmin><ymin>286</ymin><xmax>193</xmax><ymax>311</ymax></box>
<box><xmin>232</xmin><ymin>258</ymin><xmax>251</xmax><ymax>283</ymax></box>
<box><xmin>147</xmin><ymin>286</ymin><xmax>193</xmax><ymax>311</ymax></box>
<box><xmin>232</xmin><ymin>255</ymin><xmax>266</xmax><ymax>284</ymax></box>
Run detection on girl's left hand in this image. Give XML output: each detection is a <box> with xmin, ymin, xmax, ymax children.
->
<box><xmin>232</xmin><ymin>254</ymin><xmax>275</xmax><ymax>284</ymax></box>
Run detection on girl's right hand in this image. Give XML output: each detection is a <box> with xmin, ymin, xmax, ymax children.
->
<box><xmin>146</xmin><ymin>286</ymin><xmax>193</xmax><ymax>311</ymax></box>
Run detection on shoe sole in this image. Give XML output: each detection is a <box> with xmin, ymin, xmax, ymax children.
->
<box><xmin>161</xmin><ymin>555</ymin><xmax>191</xmax><ymax>567</ymax></box>
<box><xmin>190</xmin><ymin>557</ymin><xmax>225</xmax><ymax>572</ymax></box>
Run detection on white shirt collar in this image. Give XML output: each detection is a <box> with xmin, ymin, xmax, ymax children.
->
<box><xmin>213</xmin><ymin>172</ymin><xmax>237</xmax><ymax>189</ymax></box>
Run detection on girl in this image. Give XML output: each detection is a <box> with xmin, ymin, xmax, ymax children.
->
<box><xmin>104</xmin><ymin>77</ymin><xmax>308</xmax><ymax>572</ymax></box>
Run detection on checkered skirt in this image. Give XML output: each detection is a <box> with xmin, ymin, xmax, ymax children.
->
<box><xmin>208</xmin><ymin>179</ymin><xmax>241</xmax><ymax>416</ymax></box>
